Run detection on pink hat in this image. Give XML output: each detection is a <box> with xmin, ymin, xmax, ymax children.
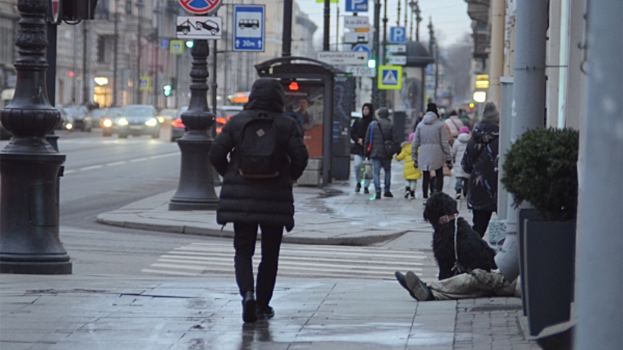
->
<box><xmin>408</xmin><ymin>132</ymin><xmax>415</xmax><ymax>142</ymax></box>
<box><xmin>459</xmin><ymin>126</ymin><xmax>470</xmax><ymax>134</ymax></box>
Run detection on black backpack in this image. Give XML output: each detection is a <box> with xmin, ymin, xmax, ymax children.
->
<box><xmin>237</xmin><ymin>111</ymin><xmax>283</xmax><ymax>179</ymax></box>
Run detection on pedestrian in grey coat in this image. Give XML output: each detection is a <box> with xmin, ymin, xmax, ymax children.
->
<box><xmin>411</xmin><ymin>111</ymin><xmax>453</xmax><ymax>202</ymax></box>
<box><xmin>364</xmin><ymin>107</ymin><xmax>400</xmax><ymax>200</ymax></box>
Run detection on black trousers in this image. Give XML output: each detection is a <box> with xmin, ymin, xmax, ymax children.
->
<box><xmin>422</xmin><ymin>167</ymin><xmax>444</xmax><ymax>198</ymax></box>
<box><xmin>233</xmin><ymin>222</ymin><xmax>284</xmax><ymax>309</ymax></box>
<box><xmin>472</xmin><ymin>210</ymin><xmax>493</xmax><ymax>238</ymax></box>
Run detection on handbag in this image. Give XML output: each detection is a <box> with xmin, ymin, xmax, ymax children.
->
<box><xmin>377</xmin><ymin>121</ymin><xmax>398</xmax><ymax>155</ymax></box>
<box><xmin>360</xmin><ymin>159</ymin><xmax>373</xmax><ymax>180</ymax></box>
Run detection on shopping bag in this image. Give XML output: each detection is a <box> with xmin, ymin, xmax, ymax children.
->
<box><xmin>360</xmin><ymin>159</ymin><xmax>373</xmax><ymax>180</ymax></box>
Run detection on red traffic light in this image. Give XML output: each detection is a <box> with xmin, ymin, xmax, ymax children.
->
<box><xmin>68</xmin><ymin>71</ymin><xmax>74</xmax><ymax>77</ymax></box>
<box><xmin>288</xmin><ymin>81</ymin><xmax>299</xmax><ymax>91</ymax></box>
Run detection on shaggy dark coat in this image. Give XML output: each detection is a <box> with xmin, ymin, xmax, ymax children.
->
<box><xmin>423</xmin><ymin>192</ymin><xmax>497</xmax><ymax>280</ymax></box>
<box><xmin>350</xmin><ymin>103</ymin><xmax>374</xmax><ymax>156</ymax></box>
<box><xmin>208</xmin><ymin>79</ymin><xmax>309</xmax><ymax>232</ymax></box>
<box><xmin>461</xmin><ymin>120</ymin><xmax>499</xmax><ymax>212</ymax></box>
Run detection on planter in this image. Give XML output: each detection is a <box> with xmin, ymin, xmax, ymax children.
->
<box><xmin>520</xmin><ymin>212</ymin><xmax>576</xmax><ymax>336</ymax></box>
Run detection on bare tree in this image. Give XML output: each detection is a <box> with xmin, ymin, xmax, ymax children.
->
<box><xmin>442</xmin><ymin>33</ymin><xmax>473</xmax><ymax>103</ymax></box>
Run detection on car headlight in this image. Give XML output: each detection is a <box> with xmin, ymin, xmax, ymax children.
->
<box><xmin>102</xmin><ymin>118</ymin><xmax>113</xmax><ymax>128</ymax></box>
<box><xmin>145</xmin><ymin>118</ymin><xmax>158</xmax><ymax>127</ymax></box>
<box><xmin>65</xmin><ymin>123</ymin><xmax>73</xmax><ymax>130</ymax></box>
<box><xmin>117</xmin><ymin>118</ymin><xmax>129</xmax><ymax>126</ymax></box>
<box><xmin>157</xmin><ymin>116</ymin><xmax>165</xmax><ymax>123</ymax></box>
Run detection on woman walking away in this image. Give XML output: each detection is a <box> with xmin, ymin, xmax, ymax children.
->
<box><xmin>396</xmin><ymin>133</ymin><xmax>422</xmax><ymax>199</ymax></box>
<box><xmin>411</xmin><ymin>103</ymin><xmax>453</xmax><ymax>205</ymax></box>
<box><xmin>351</xmin><ymin>103</ymin><xmax>374</xmax><ymax>194</ymax></box>
<box><xmin>461</xmin><ymin>101</ymin><xmax>500</xmax><ymax>237</ymax></box>
<box><xmin>452</xmin><ymin>126</ymin><xmax>471</xmax><ymax>199</ymax></box>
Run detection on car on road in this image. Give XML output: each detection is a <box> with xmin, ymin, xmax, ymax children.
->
<box><xmin>86</xmin><ymin>108</ymin><xmax>109</xmax><ymax>128</ymax></box>
<box><xmin>105</xmin><ymin>105</ymin><xmax>160</xmax><ymax>139</ymax></box>
<box><xmin>170</xmin><ymin>107</ymin><xmax>226</xmax><ymax>142</ymax></box>
<box><xmin>63</xmin><ymin>105</ymin><xmax>92</xmax><ymax>132</ymax></box>
<box><xmin>157</xmin><ymin>108</ymin><xmax>177</xmax><ymax>124</ymax></box>
<box><xmin>100</xmin><ymin>107</ymin><xmax>124</xmax><ymax>136</ymax></box>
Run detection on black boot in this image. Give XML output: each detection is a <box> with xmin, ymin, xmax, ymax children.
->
<box><xmin>355</xmin><ymin>183</ymin><xmax>361</xmax><ymax>193</ymax></box>
<box><xmin>404</xmin><ymin>187</ymin><xmax>410</xmax><ymax>198</ymax></box>
<box><xmin>242</xmin><ymin>291</ymin><xmax>257</xmax><ymax>323</ymax></box>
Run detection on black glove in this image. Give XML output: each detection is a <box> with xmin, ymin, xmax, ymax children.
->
<box><xmin>446</xmin><ymin>161</ymin><xmax>453</xmax><ymax>170</ymax></box>
<box><xmin>413</xmin><ymin>160</ymin><xmax>419</xmax><ymax>169</ymax></box>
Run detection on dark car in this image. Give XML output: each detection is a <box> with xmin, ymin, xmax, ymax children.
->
<box><xmin>64</xmin><ymin>105</ymin><xmax>92</xmax><ymax>132</ymax></box>
<box><xmin>101</xmin><ymin>107</ymin><xmax>124</xmax><ymax>137</ymax></box>
<box><xmin>196</xmin><ymin>19</ymin><xmax>219</xmax><ymax>35</ymax></box>
<box><xmin>170</xmin><ymin>107</ymin><xmax>226</xmax><ymax>142</ymax></box>
<box><xmin>116</xmin><ymin>105</ymin><xmax>160</xmax><ymax>139</ymax></box>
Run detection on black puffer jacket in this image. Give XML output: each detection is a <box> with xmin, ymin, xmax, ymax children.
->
<box><xmin>350</xmin><ymin>103</ymin><xmax>374</xmax><ymax>156</ymax></box>
<box><xmin>208</xmin><ymin>79</ymin><xmax>309</xmax><ymax>231</ymax></box>
<box><xmin>461</xmin><ymin>120</ymin><xmax>499</xmax><ymax>212</ymax></box>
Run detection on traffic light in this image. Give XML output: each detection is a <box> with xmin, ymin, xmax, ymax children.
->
<box><xmin>163</xmin><ymin>84</ymin><xmax>172</xmax><ymax>97</ymax></box>
<box><xmin>185</xmin><ymin>40</ymin><xmax>194</xmax><ymax>48</ymax></box>
<box><xmin>368</xmin><ymin>59</ymin><xmax>376</xmax><ymax>68</ymax></box>
<box><xmin>288</xmin><ymin>81</ymin><xmax>299</xmax><ymax>91</ymax></box>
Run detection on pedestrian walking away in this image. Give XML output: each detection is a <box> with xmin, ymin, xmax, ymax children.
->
<box><xmin>208</xmin><ymin>78</ymin><xmax>309</xmax><ymax>323</ymax></box>
<box><xmin>411</xmin><ymin>103</ymin><xmax>453</xmax><ymax>205</ymax></box>
<box><xmin>461</xmin><ymin>101</ymin><xmax>500</xmax><ymax>237</ymax></box>
<box><xmin>350</xmin><ymin>103</ymin><xmax>374</xmax><ymax>194</ymax></box>
<box><xmin>364</xmin><ymin>107</ymin><xmax>401</xmax><ymax>200</ymax></box>
<box><xmin>395</xmin><ymin>132</ymin><xmax>422</xmax><ymax>199</ymax></box>
<box><xmin>452</xmin><ymin>126</ymin><xmax>471</xmax><ymax>199</ymax></box>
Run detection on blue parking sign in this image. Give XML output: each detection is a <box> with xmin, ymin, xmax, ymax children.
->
<box><xmin>346</xmin><ymin>0</ymin><xmax>368</xmax><ymax>12</ymax></box>
<box><xmin>389</xmin><ymin>27</ymin><xmax>406</xmax><ymax>44</ymax></box>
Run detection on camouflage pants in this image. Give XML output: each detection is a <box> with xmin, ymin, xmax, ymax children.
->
<box><xmin>428</xmin><ymin>269</ymin><xmax>519</xmax><ymax>300</ymax></box>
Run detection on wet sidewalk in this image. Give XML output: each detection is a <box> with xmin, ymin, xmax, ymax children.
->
<box><xmin>0</xmin><ymin>274</ymin><xmax>538</xmax><ymax>350</ymax></box>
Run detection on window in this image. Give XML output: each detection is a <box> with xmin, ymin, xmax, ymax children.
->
<box><xmin>125</xmin><ymin>0</ymin><xmax>133</xmax><ymax>14</ymax></box>
<box><xmin>97</xmin><ymin>36</ymin><xmax>106</xmax><ymax>63</ymax></box>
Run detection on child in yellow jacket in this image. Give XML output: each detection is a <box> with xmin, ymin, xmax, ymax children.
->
<box><xmin>396</xmin><ymin>133</ymin><xmax>422</xmax><ymax>199</ymax></box>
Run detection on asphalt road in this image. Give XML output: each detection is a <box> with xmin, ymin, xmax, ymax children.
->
<box><xmin>0</xmin><ymin>129</ymin><xmax>233</xmax><ymax>276</ymax></box>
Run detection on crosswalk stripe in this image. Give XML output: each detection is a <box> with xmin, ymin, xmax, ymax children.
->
<box><xmin>143</xmin><ymin>242</ymin><xmax>438</xmax><ymax>280</ymax></box>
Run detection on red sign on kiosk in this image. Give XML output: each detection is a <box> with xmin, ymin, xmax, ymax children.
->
<box><xmin>178</xmin><ymin>0</ymin><xmax>222</xmax><ymax>15</ymax></box>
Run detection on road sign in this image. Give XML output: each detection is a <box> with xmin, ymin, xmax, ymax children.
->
<box><xmin>386</xmin><ymin>44</ymin><xmax>406</xmax><ymax>54</ymax></box>
<box><xmin>388</xmin><ymin>56</ymin><xmax>407</xmax><ymax>65</ymax></box>
<box><xmin>389</xmin><ymin>27</ymin><xmax>407</xmax><ymax>43</ymax></box>
<box><xmin>160</xmin><ymin>39</ymin><xmax>170</xmax><ymax>49</ymax></box>
<box><xmin>170</xmin><ymin>40</ymin><xmax>184</xmax><ymax>54</ymax></box>
<box><xmin>234</xmin><ymin>5</ymin><xmax>265</xmax><ymax>52</ymax></box>
<box><xmin>176</xmin><ymin>16</ymin><xmax>222</xmax><ymax>39</ymax></box>
<box><xmin>346</xmin><ymin>66</ymin><xmax>376</xmax><ymax>77</ymax></box>
<box><xmin>346</xmin><ymin>0</ymin><xmax>368</xmax><ymax>12</ymax></box>
<box><xmin>178</xmin><ymin>0</ymin><xmax>221</xmax><ymax>15</ymax></box>
<box><xmin>139</xmin><ymin>77</ymin><xmax>152</xmax><ymax>91</ymax></box>
<box><xmin>344</xmin><ymin>16</ymin><xmax>369</xmax><ymax>29</ymax></box>
<box><xmin>344</xmin><ymin>32</ymin><xmax>369</xmax><ymax>43</ymax></box>
<box><xmin>352</xmin><ymin>44</ymin><xmax>372</xmax><ymax>59</ymax></box>
<box><xmin>378</xmin><ymin>66</ymin><xmax>402</xmax><ymax>90</ymax></box>
<box><xmin>317</xmin><ymin>51</ymin><xmax>368</xmax><ymax>65</ymax></box>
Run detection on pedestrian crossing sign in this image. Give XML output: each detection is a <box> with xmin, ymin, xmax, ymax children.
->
<box><xmin>378</xmin><ymin>66</ymin><xmax>402</xmax><ymax>90</ymax></box>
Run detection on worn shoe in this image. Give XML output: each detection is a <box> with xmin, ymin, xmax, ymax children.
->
<box><xmin>404</xmin><ymin>190</ymin><xmax>410</xmax><ymax>199</ymax></box>
<box><xmin>355</xmin><ymin>183</ymin><xmax>361</xmax><ymax>193</ymax></box>
<box><xmin>455</xmin><ymin>192</ymin><xmax>462</xmax><ymax>200</ymax></box>
<box><xmin>395</xmin><ymin>271</ymin><xmax>417</xmax><ymax>299</ymax></box>
<box><xmin>405</xmin><ymin>271</ymin><xmax>434</xmax><ymax>301</ymax></box>
<box><xmin>384</xmin><ymin>191</ymin><xmax>393</xmax><ymax>198</ymax></box>
<box><xmin>370</xmin><ymin>193</ymin><xmax>382</xmax><ymax>201</ymax></box>
<box><xmin>410</xmin><ymin>191</ymin><xmax>416</xmax><ymax>199</ymax></box>
<box><xmin>256</xmin><ymin>305</ymin><xmax>275</xmax><ymax>320</ymax></box>
<box><xmin>422</xmin><ymin>198</ymin><xmax>427</xmax><ymax>206</ymax></box>
<box><xmin>242</xmin><ymin>291</ymin><xmax>257</xmax><ymax>323</ymax></box>
<box><xmin>363</xmin><ymin>187</ymin><xmax>370</xmax><ymax>194</ymax></box>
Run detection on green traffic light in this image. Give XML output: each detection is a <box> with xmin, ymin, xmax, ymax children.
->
<box><xmin>185</xmin><ymin>41</ymin><xmax>194</xmax><ymax>48</ymax></box>
<box><xmin>163</xmin><ymin>85</ymin><xmax>172</xmax><ymax>96</ymax></box>
<box><xmin>368</xmin><ymin>59</ymin><xmax>376</xmax><ymax>68</ymax></box>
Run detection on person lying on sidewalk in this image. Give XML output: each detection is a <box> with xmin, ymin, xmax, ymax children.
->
<box><xmin>400</xmin><ymin>269</ymin><xmax>519</xmax><ymax>301</ymax></box>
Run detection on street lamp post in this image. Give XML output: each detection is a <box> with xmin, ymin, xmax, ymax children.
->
<box><xmin>408</xmin><ymin>0</ymin><xmax>421</xmax><ymax>42</ymax></box>
<box><xmin>169</xmin><ymin>38</ymin><xmax>218</xmax><ymax>210</ymax></box>
<box><xmin>0</xmin><ymin>0</ymin><xmax>71</xmax><ymax>274</ymax></box>
<box><xmin>135</xmin><ymin>0</ymin><xmax>144</xmax><ymax>104</ymax></box>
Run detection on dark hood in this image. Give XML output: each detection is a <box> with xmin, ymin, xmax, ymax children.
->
<box><xmin>362</xmin><ymin>103</ymin><xmax>374</xmax><ymax>121</ymax></box>
<box><xmin>377</xmin><ymin>107</ymin><xmax>389</xmax><ymax>119</ymax></box>
<box><xmin>471</xmin><ymin>121</ymin><xmax>500</xmax><ymax>144</ymax></box>
<box><xmin>245</xmin><ymin>78</ymin><xmax>285</xmax><ymax>113</ymax></box>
